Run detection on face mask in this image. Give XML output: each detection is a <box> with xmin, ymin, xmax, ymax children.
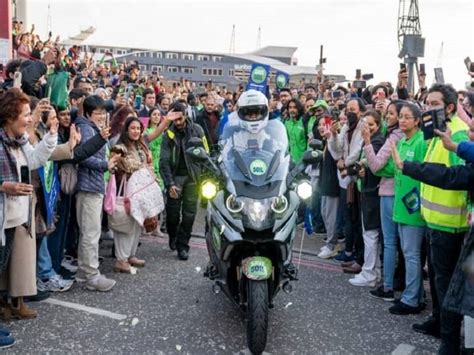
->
<box><xmin>347</xmin><ymin>112</ymin><xmax>358</xmax><ymax>126</ymax></box>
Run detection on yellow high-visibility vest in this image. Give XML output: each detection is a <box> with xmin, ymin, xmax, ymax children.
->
<box><xmin>420</xmin><ymin>116</ymin><xmax>469</xmax><ymax>231</ymax></box>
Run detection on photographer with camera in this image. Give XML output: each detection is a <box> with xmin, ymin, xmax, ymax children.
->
<box><xmin>393</xmin><ymin>84</ymin><xmax>469</xmax><ymax>354</ymax></box>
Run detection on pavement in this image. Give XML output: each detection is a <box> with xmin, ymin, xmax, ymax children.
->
<box><xmin>4</xmin><ymin>208</ymin><xmax>444</xmax><ymax>354</ymax></box>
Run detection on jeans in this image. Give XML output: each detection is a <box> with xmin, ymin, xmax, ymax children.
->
<box><xmin>37</xmin><ymin>237</ymin><xmax>56</xmax><ymax>280</ymax></box>
<box><xmin>398</xmin><ymin>224</ymin><xmax>425</xmax><ymax>307</ymax></box>
<box><xmin>428</xmin><ymin>228</ymin><xmax>464</xmax><ymax>353</ymax></box>
<box><xmin>47</xmin><ymin>193</ymin><xmax>72</xmax><ymax>273</ymax></box>
<box><xmin>380</xmin><ymin>196</ymin><xmax>399</xmax><ymax>290</ymax></box>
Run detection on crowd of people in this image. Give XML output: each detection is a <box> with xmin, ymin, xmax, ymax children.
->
<box><xmin>0</xmin><ymin>19</ymin><xmax>473</xmax><ymax>354</ymax></box>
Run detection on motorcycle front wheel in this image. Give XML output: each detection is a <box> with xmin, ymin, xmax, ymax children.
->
<box><xmin>246</xmin><ymin>279</ymin><xmax>269</xmax><ymax>355</ymax></box>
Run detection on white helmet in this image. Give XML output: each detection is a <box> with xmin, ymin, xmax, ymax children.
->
<box><xmin>237</xmin><ymin>89</ymin><xmax>269</xmax><ymax>134</ymax></box>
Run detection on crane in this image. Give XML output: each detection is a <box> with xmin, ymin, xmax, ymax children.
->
<box><xmin>397</xmin><ymin>0</ymin><xmax>425</xmax><ymax>93</ymax></box>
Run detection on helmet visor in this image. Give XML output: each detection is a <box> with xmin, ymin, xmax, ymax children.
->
<box><xmin>238</xmin><ymin>105</ymin><xmax>268</xmax><ymax>122</ymax></box>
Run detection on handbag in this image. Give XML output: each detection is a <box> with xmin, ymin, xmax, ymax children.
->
<box><xmin>59</xmin><ymin>163</ymin><xmax>78</xmax><ymax>195</ymax></box>
<box><xmin>108</xmin><ymin>177</ymin><xmax>135</xmax><ymax>234</ymax></box>
<box><xmin>143</xmin><ymin>216</ymin><xmax>158</xmax><ymax>233</ymax></box>
<box><xmin>104</xmin><ymin>174</ymin><xmax>117</xmax><ymax>215</ymax></box>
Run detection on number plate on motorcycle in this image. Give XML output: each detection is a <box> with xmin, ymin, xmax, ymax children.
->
<box><xmin>242</xmin><ymin>256</ymin><xmax>272</xmax><ymax>280</ymax></box>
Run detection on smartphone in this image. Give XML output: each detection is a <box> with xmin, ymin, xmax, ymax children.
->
<box><xmin>464</xmin><ymin>57</ymin><xmax>474</xmax><ymax>72</ymax></box>
<box><xmin>355</xmin><ymin>69</ymin><xmax>361</xmax><ymax>79</ymax></box>
<box><xmin>353</xmin><ymin>80</ymin><xmax>366</xmax><ymax>89</ymax></box>
<box><xmin>434</xmin><ymin>68</ymin><xmax>445</xmax><ymax>84</ymax></box>
<box><xmin>400</xmin><ymin>63</ymin><xmax>407</xmax><ymax>71</ymax></box>
<box><xmin>421</xmin><ymin>108</ymin><xmax>447</xmax><ymax>140</ymax></box>
<box><xmin>362</xmin><ymin>73</ymin><xmax>374</xmax><ymax>81</ymax></box>
<box><xmin>20</xmin><ymin>165</ymin><xmax>30</xmax><ymax>184</ymax></box>
<box><xmin>322</xmin><ymin>116</ymin><xmax>331</xmax><ymax>131</ymax></box>
<box><xmin>13</xmin><ymin>71</ymin><xmax>22</xmax><ymax>88</ymax></box>
<box><xmin>134</xmin><ymin>95</ymin><xmax>142</xmax><ymax>110</ymax></box>
<box><xmin>419</xmin><ymin>63</ymin><xmax>426</xmax><ymax>75</ymax></box>
<box><xmin>41</xmin><ymin>110</ymin><xmax>49</xmax><ymax>124</ymax></box>
<box><xmin>332</xmin><ymin>91</ymin><xmax>342</xmax><ymax>99</ymax></box>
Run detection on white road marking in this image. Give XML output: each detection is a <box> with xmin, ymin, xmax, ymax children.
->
<box><xmin>392</xmin><ymin>343</ymin><xmax>416</xmax><ymax>355</ymax></box>
<box><xmin>43</xmin><ymin>298</ymin><xmax>127</xmax><ymax>321</ymax></box>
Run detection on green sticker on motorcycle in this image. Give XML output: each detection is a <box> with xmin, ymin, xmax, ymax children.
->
<box><xmin>242</xmin><ymin>256</ymin><xmax>272</xmax><ymax>280</ymax></box>
<box><xmin>249</xmin><ymin>160</ymin><xmax>267</xmax><ymax>176</ymax></box>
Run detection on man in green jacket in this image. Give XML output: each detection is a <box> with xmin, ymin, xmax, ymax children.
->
<box><xmin>284</xmin><ymin>98</ymin><xmax>307</xmax><ymax>164</ymax></box>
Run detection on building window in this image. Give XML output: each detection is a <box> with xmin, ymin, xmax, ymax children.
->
<box><xmin>202</xmin><ymin>68</ymin><xmax>208</xmax><ymax>75</ymax></box>
<box><xmin>116</xmin><ymin>49</ymin><xmax>125</xmax><ymax>55</ymax></box>
<box><xmin>139</xmin><ymin>64</ymin><xmax>147</xmax><ymax>71</ymax></box>
<box><xmin>182</xmin><ymin>67</ymin><xmax>195</xmax><ymax>74</ymax></box>
<box><xmin>228</xmin><ymin>69</ymin><xmax>234</xmax><ymax>77</ymax></box>
<box><xmin>166</xmin><ymin>52</ymin><xmax>179</xmax><ymax>60</ymax></box>
<box><xmin>197</xmin><ymin>55</ymin><xmax>209</xmax><ymax>61</ymax></box>
<box><xmin>151</xmin><ymin>65</ymin><xmax>163</xmax><ymax>73</ymax></box>
<box><xmin>182</xmin><ymin>53</ymin><xmax>194</xmax><ymax>61</ymax></box>
<box><xmin>167</xmin><ymin>66</ymin><xmax>179</xmax><ymax>73</ymax></box>
<box><xmin>98</xmin><ymin>48</ymin><xmax>106</xmax><ymax>54</ymax></box>
<box><xmin>213</xmin><ymin>56</ymin><xmax>222</xmax><ymax>62</ymax></box>
<box><xmin>155</xmin><ymin>52</ymin><xmax>162</xmax><ymax>59</ymax></box>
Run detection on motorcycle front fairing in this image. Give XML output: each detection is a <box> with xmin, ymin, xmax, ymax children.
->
<box><xmin>206</xmin><ymin>121</ymin><xmax>299</xmax><ymax>301</ymax></box>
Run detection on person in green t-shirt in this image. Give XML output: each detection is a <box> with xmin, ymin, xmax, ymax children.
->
<box><xmin>284</xmin><ymin>99</ymin><xmax>307</xmax><ymax>164</ymax></box>
<box><xmin>146</xmin><ymin>108</ymin><xmax>165</xmax><ymax>187</ymax></box>
<box><xmin>390</xmin><ymin>102</ymin><xmax>427</xmax><ymax>315</ymax></box>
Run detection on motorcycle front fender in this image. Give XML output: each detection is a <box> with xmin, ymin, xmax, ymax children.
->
<box><xmin>241</xmin><ymin>256</ymin><xmax>273</xmax><ymax>281</ymax></box>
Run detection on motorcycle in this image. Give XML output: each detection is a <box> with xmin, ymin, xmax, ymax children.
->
<box><xmin>187</xmin><ymin>120</ymin><xmax>322</xmax><ymax>354</ymax></box>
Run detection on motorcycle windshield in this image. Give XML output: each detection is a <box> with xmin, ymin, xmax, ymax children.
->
<box><xmin>221</xmin><ymin>120</ymin><xmax>290</xmax><ymax>199</ymax></box>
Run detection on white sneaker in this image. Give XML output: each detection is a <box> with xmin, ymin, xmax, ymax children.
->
<box><xmin>61</xmin><ymin>256</ymin><xmax>78</xmax><ymax>273</ymax></box>
<box><xmin>318</xmin><ymin>246</ymin><xmax>338</xmax><ymax>259</ymax></box>
<box><xmin>348</xmin><ymin>275</ymin><xmax>376</xmax><ymax>287</ymax></box>
<box><xmin>37</xmin><ymin>274</ymin><xmax>74</xmax><ymax>292</ymax></box>
<box><xmin>86</xmin><ymin>275</ymin><xmax>116</xmax><ymax>292</ymax></box>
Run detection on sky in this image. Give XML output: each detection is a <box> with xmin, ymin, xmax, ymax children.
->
<box><xmin>23</xmin><ymin>0</ymin><xmax>474</xmax><ymax>89</ymax></box>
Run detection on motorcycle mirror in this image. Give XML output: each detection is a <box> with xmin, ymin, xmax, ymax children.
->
<box><xmin>308</xmin><ymin>139</ymin><xmax>323</xmax><ymax>151</ymax></box>
<box><xmin>188</xmin><ymin>137</ymin><xmax>204</xmax><ymax>148</ymax></box>
<box><xmin>186</xmin><ymin>146</ymin><xmax>208</xmax><ymax>162</ymax></box>
<box><xmin>302</xmin><ymin>150</ymin><xmax>323</xmax><ymax>165</ymax></box>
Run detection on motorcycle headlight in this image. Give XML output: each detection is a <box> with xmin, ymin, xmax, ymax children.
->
<box><xmin>271</xmin><ymin>195</ymin><xmax>288</xmax><ymax>214</ymax></box>
<box><xmin>296</xmin><ymin>180</ymin><xmax>312</xmax><ymax>200</ymax></box>
<box><xmin>226</xmin><ymin>194</ymin><xmax>244</xmax><ymax>213</ymax></box>
<box><xmin>201</xmin><ymin>180</ymin><xmax>218</xmax><ymax>200</ymax></box>
<box><xmin>241</xmin><ymin>198</ymin><xmax>272</xmax><ymax>231</ymax></box>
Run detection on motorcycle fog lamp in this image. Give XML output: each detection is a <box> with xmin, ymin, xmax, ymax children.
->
<box><xmin>271</xmin><ymin>195</ymin><xmax>288</xmax><ymax>214</ymax></box>
<box><xmin>201</xmin><ymin>180</ymin><xmax>218</xmax><ymax>200</ymax></box>
<box><xmin>296</xmin><ymin>180</ymin><xmax>313</xmax><ymax>200</ymax></box>
<box><xmin>226</xmin><ymin>194</ymin><xmax>244</xmax><ymax>213</ymax></box>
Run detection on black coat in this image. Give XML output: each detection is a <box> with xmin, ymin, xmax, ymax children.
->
<box><xmin>318</xmin><ymin>143</ymin><xmax>340</xmax><ymax>197</ymax></box>
<box><xmin>360</xmin><ymin>131</ymin><xmax>385</xmax><ymax>230</ymax></box>
<box><xmin>159</xmin><ymin>122</ymin><xmax>208</xmax><ymax>188</ymax></box>
<box><xmin>403</xmin><ymin>161</ymin><xmax>474</xmax><ymax>317</ymax></box>
<box><xmin>195</xmin><ymin>110</ymin><xmax>221</xmax><ymax>152</ymax></box>
<box><xmin>2</xmin><ymin>60</ymin><xmax>47</xmax><ymax>98</ymax></box>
